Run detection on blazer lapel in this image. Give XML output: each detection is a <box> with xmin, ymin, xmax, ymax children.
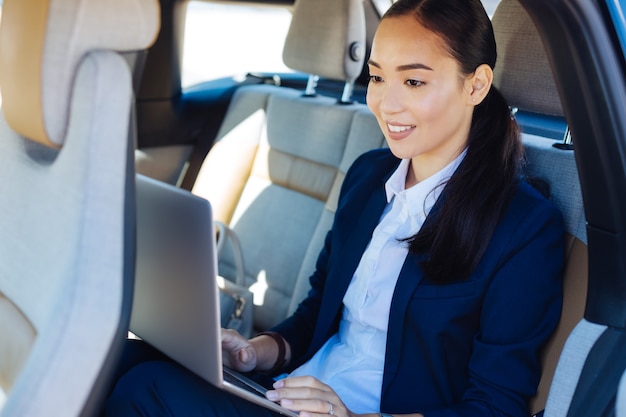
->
<box><xmin>381</xmin><ymin>253</ymin><xmax>425</xmax><ymax>397</ymax></box>
<box><xmin>308</xmin><ymin>186</ymin><xmax>389</xmax><ymax>354</ymax></box>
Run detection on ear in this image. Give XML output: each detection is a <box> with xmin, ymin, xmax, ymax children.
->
<box><xmin>465</xmin><ymin>64</ymin><xmax>493</xmax><ymax>106</ymax></box>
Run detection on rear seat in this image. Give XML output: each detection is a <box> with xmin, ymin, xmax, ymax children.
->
<box><xmin>492</xmin><ymin>0</ymin><xmax>589</xmax><ymax>414</ymax></box>
<box><xmin>191</xmin><ymin>0</ymin><xmax>385</xmax><ymax>331</ymax></box>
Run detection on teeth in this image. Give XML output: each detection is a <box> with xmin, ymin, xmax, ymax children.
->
<box><xmin>388</xmin><ymin>124</ymin><xmax>413</xmax><ymax>133</ymax></box>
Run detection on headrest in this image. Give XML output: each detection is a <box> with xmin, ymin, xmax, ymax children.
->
<box><xmin>492</xmin><ymin>0</ymin><xmax>563</xmax><ymax>117</ymax></box>
<box><xmin>282</xmin><ymin>0</ymin><xmax>366</xmax><ymax>82</ymax></box>
<box><xmin>0</xmin><ymin>0</ymin><xmax>160</xmax><ymax>148</ymax></box>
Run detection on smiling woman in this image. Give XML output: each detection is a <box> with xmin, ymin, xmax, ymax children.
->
<box><xmin>105</xmin><ymin>0</ymin><xmax>564</xmax><ymax>416</ymax></box>
<box><xmin>366</xmin><ymin>0</ymin><xmax>524</xmax><ymax>284</ymax></box>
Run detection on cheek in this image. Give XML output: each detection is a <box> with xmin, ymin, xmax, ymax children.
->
<box><xmin>366</xmin><ymin>88</ymin><xmax>380</xmax><ymax>114</ymax></box>
<box><xmin>408</xmin><ymin>94</ymin><xmax>440</xmax><ymax>123</ymax></box>
<box><xmin>413</xmin><ymin>89</ymin><xmax>462</xmax><ymax>123</ymax></box>
<box><xmin>366</xmin><ymin>89</ymin><xmax>388</xmax><ymax>132</ymax></box>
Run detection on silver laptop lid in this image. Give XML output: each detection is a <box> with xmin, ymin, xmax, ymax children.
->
<box><xmin>130</xmin><ymin>174</ymin><xmax>223</xmax><ymax>385</ymax></box>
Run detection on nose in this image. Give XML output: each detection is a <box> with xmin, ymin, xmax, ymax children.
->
<box><xmin>378</xmin><ymin>83</ymin><xmax>405</xmax><ymax>115</ymax></box>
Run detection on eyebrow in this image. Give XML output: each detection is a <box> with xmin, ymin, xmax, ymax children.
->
<box><xmin>368</xmin><ymin>59</ymin><xmax>434</xmax><ymax>72</ymax></box>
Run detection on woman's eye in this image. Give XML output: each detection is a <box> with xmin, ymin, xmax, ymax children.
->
<box><xmin>406</xmin><ymin>79</ymin><xmax>425</xmax><ymax>87</ymax></box>
<box><xmin>369</xmin><ymin>75</ymin><xmax>383</xmax><ymax>83</ymax></box>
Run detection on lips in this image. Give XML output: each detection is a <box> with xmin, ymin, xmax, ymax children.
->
<box><xmin>386</xmin><ymin>122</ymin><xmax>415</xmax><ymax>140</ymax></box>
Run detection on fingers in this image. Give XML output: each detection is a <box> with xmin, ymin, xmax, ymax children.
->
<box><xmin>275</xmin><ymin>376</ymin><xmax>332</xmax><ymax>391</ymax></box>
<box><xmin>269</xmin><ymin>397</ymin><xmax>338</xmax><ymax>417</ymax></box>
<box><xmin>221</xmin><ymin>328</ymin><xmax>257</xmax><ymax>372</ymax></box>
<box><xmin>221</xmin><ymin>328</ymin><xmax>247</xmax><ymax>349</ymax></box>
<box><xmin>266</xmin><ymin>377</ymin><xmax>344</xmax><ymax>416</ymax></box>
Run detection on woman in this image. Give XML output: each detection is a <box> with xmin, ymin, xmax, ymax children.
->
<box><xmin>105</xmin><ymin>0</ymin><xmax>564</xmax><ymax>416</ymax></box>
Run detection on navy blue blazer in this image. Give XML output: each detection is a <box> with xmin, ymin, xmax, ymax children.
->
<box><xmin>273</xmin><ymin>148</ymin><xmax>564</xmax><ymax>417</ymax></box>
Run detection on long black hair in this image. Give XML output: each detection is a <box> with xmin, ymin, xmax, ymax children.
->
<box><xmin>385</xmin><ymin>0</ymin><xmax>524</xmax><ymax>283</ymax></box>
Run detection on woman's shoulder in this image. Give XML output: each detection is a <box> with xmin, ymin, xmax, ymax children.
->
<box><xmin>514</xmin><ymin>179</ymin><xmax>560</xmax><ymax>212</ymax></box>
<box><xmin>503</xmin><ymin>179</ymin><xmax>565</xmax><ymax>235</ymax></box>
<box><xmin>481</xmin><ymin>179</ymin><xmax>565</xmax><ymax>277</ymax></box>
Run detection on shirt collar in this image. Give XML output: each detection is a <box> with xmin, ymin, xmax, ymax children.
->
<box><xmin>384</xmin><ymin>149</ymin><xmax>467</xmax><ymax>210</ymax></box>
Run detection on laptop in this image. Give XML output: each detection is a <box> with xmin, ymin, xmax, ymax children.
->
<box><xmin>130</xmin><ymin>174</ymin><xmax>298</xmax><ymax>417</ymax></box>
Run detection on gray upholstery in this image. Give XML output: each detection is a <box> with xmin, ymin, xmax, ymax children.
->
<box><xmin>0</xmin><ymin>0</ymin><xmax>159</xmax><ymax>415</ymax></box>
<box><xmin>0</xmin><ymin>53</ymin><xmax>132</xmax><ymax>416</ymax></box>
<box><xmin>283</xmin><ymin>0</ymin><xmax>366</xmax><ymax>82</ymax></box>
<box><xmin>492</xmin><ymin>0</ymin><xmax>564</xmax><ymax>116</ymax></box>
<box><xmin>523</xmin><ymin>134</ymin><xmax>586</xmax><ymax>244</ymax></box>
<box><xmin>544</xmin><ymin>321</ymin><xmax>607</xmax><ymax>417</ymax></box>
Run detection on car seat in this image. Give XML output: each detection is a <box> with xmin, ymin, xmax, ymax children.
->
<box><xmin>491</xmin><ymin>0</ymin><xmax>589</xmax><ymax>415</ymax></box>
<box><xmin>0</xmin><ymin>0</ymin><xmax>159</xmax><ymax>415</ymax></box>
<box><xmin>190</xmin><ymin>0</ymin><xmax>389</xmax><ymax>332</ymax></box>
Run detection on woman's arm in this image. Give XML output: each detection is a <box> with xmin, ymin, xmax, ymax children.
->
<box><xmin>250</xmin><ymin>332</ymin><xmax>293</xmax><ymax>373</ymax></box>
<box><xmin>221</xmin><ymin>328</ymin><xmax>294</xmax><ymax>374</ymax></box>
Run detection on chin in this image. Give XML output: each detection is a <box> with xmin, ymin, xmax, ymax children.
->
<box><xmin>385</xmin><ymin>143</ymin><xmax>420</xmax><ymax>161</ymax></box>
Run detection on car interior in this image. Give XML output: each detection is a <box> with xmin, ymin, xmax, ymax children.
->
<box><xmin>0</xmin><ymin>0</ymin><xmax>625</xmax><ymax>416</ymax></box>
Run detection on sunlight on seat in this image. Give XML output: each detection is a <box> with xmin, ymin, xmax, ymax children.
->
<box><xmin>250</xmin><ymin>269</ymin><xmax>268</xmax><ymax>306</ymax></box>
<box><xmin>192</xmin><ymin>108</ymin><xmax>267</xmax><ymax>225</ymax></box>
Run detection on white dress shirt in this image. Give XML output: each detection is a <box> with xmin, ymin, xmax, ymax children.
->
<box><xmin>288</xmin><ymin>151</ymin><xmax>466</xmax><ymax>413</ymax></box>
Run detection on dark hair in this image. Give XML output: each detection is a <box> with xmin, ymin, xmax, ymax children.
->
<box><xmin>385</xmin><ymin>0</ymin><xmax>524</xmax><ymax>283</ymax></box>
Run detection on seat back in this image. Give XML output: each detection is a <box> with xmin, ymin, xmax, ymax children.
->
<box><xmin>0</xmin><ymin>0</ymin><xmax>159</xmax><ymax>415</ymax></box>
<box><xmin>492</xmin><ymin>0</ymin><xmax>588</xmax><ymax>414</ymax></box>
<box><xmin>521</xmin><ymin>136</ymin><xmax>588</xmax><ymax>415</ymax></box>
<box><xmin>191</xmin><ymin>0</ymin><xmax>387</xmax><ymax>331</ymax></box>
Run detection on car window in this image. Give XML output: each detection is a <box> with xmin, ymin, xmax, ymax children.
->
<box><xmin>182</xmin><ymin>1</ymin><xmax>292</xmax><ymax>88</ymax></box>
<box><xmin>181</xmin><ymin>0</ymin><xmax>502</xmax><ymax>90</ymax></box>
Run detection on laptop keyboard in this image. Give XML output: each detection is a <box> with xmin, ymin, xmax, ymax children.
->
<box><xmin>223</xmin><ymin>366</ymin><xmax>269</xmax><ymax>398</ymax></box>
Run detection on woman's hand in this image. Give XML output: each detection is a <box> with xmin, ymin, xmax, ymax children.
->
<box><xmin>265</xmin><ymin>376</ymin><xmax>357</xmax><ymax>417</ymax></box>
<box><xmin>221</xmin><ymin>328</ymin><xmax>257</xmax><ymax>373</ymax></box>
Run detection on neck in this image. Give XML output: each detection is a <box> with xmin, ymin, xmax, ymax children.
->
<box><xmin>408</xmin><ymin>149</ymin><xmax>463</xmax><ymax>187</ymax></box>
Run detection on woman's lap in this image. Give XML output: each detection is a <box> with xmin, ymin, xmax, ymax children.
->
<box><xmin>105</xmin><ymin>360</ymin><xmax>281</xmax><ymax>417</ymax></box>
<box><xmin>104</xmin><ymin>340</ymin><xmax>280</xmax><ymax>417</ymax></box>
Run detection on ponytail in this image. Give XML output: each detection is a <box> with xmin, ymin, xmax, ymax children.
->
<box><xmin>407</xmin><ymin>86</ymin><xmax>523</xmax><ymax>283</ymax></box>
<box><xmin>385</xmin><ymin>0</ymin><xmax>523</xmax><ymax>282</ymax></box>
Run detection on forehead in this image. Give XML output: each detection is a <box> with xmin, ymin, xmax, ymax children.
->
<box><xmin>370</xmin><ymin>15</ymin><xmax>452</xmax><ymax>67</ymax></box>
